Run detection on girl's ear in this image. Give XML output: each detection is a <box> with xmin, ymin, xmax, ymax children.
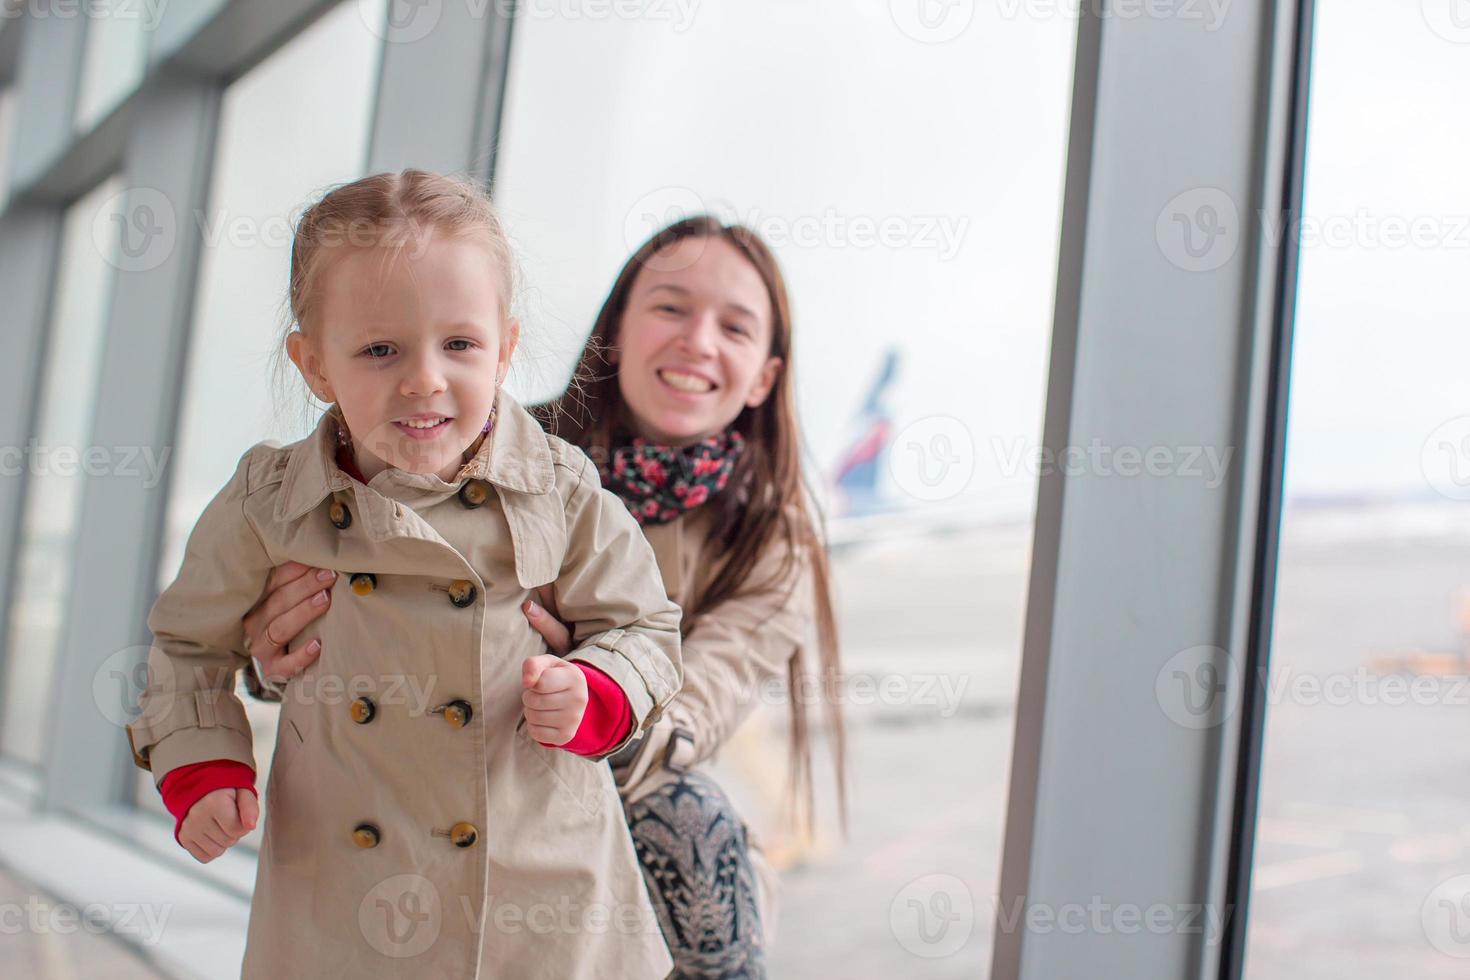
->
<box><xmin>498</xmin><ymin>319</ymin><xmax>521</xmax><ymax>383</ymax></box>
<box><xmin>745</xmin><ymin>355</ymin><xmax>783</xmax><ymax>408</ymax></box>
<box><xmin>286</xmin><ymin>331</ymin><xmax>335</xmax><ymax>403</ymax></box>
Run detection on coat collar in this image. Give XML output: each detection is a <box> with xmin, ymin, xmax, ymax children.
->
<box><xmin>274</xmin><ymin>387</ymin><xmax>555</xmax><ymax>523</ymax></box>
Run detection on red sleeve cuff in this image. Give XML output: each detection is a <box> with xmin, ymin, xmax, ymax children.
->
<box><xmin>545</xmin><ymin>663</ymin><xmax>633</xmax><ymax>757</ymax></box>
<box><xmin>159</xmin><ymin>760</ymin><xmax>257</xmax><ymax>846</ymax></box>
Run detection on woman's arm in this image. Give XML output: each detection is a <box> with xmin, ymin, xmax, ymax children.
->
<box><xmin>656</xmin><ymin>535</ymin><xmax>813</xmax><ymax>778</ymax></box>
<box><xmin>527</xmin><ymin>522</ymin><xmax>816</xmax><ymax>791</ymax></box>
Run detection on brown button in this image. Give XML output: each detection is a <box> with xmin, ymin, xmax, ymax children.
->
<box><xmin>350</xmin><ymin>573</ymin><xmax>376</xmax><ymax>596</ymax></box>
<box><xmin>352</xmin><ymin>823</ymin><xmax>380</xmax><ymax>848</ymax></box>
<box><xmin>458</xmin><ymin>480</ymin><xmax>490</xmax><ymax>509</ymax></box>
<box><xmin>440</xmin><ymin>700</ymin><xmax>473</xmax><ymax>728</ymax></box>
<box><xmin>329</xmin><ymin>499</ymin><xmax>352</xmax><ymax>530</ymax></box>
<box><xmin>448</xmin><ymin>580</ymin><xmax>477</xmax><ymax>608</ymax></box>
<box><xmin>350</xmin><ymin>697</ymin><xmax>376</xmax><ymax>724</ymax></box>
<box><xmin>449</xmin><ymin>822</ymin><xmax>478</xmax><ymax>848</ymax></box>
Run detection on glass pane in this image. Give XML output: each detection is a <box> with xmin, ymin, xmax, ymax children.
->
<box><xmin>74</xmin><ymin>0</ymin><xmax>151</xmax><ymax>131</ymax></box>
<box><xmin>0</xmin><ymin>175</ymin><xmax>125</xmax><ymax>765</ymax></box>
<box><xmin>495</xmin><ymin>5</ymin><xmax>1077</xmax><ymax>973</ymax></box>
<box><xmin>1244</xmin><ymin>3</ymin><xmax>1470</xmax><ymax>977</ymax></box>
<box><xmin>138</xmin><ymin>0</ymin><xmax>386</xmax><ymax>818</ymax></box>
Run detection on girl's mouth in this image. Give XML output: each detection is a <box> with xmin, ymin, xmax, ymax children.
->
<box><xmin>393</xmin><ymin>416</ymin><xmax>454</xmax><ymax>440</ymax></box>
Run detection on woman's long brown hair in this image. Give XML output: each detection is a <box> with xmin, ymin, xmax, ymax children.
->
<box><xmin>537</xmin><ymin>216</ymin><xmax>846</xmax><ymax>837</ymax></box>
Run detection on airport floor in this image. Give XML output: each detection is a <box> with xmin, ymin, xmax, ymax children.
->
<box><xmin>0</xmin><ymin>864</ymin><xmax>168</xmax><ymax>980</ymax></box>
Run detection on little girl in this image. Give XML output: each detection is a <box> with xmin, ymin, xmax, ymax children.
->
<box><xmin>124</xmin><ymin>170</ymin><xmax>682</xmax><ymax>979</ymax></box>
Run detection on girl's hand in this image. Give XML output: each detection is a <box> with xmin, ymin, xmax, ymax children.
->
<box><xmin>521</xmin><ymin>655</ymin><xmax>588</xmax><ymax>745</ymax></box>
<box><xmin>180</xmin><ymin>787</ymin><xmax>258</xmax><ymax>863</ymax></box>
<box><xmin>522</xmin><ymin>597</ymin><xmax>572</xmax><ymax>656</ymax></box>
<box><xmin>243</xmin><ymin>562</ymin><xmax>336</xmax><ymax>683</ymax></box>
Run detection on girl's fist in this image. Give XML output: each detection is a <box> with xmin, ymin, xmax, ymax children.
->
<box><xmin>180</xmin><ymin>787</ymin><xmax>258</xmax><ymax>863</ymax></box>
<box><xmin>521</xmin><ymin>655</ymin><xmax>588</xmax><ymax>746</ymax></box>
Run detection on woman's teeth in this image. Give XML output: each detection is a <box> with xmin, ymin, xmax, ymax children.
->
<box><xmin>659</xmin><ymin>370</ymin><xmax>714</xmax><ymax>393</ymax></box>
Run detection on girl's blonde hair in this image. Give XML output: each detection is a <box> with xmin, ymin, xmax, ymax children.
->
<box><xmin>275</xmin><ymin>169</ymin><xmax>519</xmax><ymax>422</ymax></box>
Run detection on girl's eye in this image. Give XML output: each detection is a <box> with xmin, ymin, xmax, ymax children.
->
<box><xmin>655</xmin><ymin>304</ymin><xmax>684</xmax><ymax>315</ymax></box>
<box><xmin>724</xmin><ymin>323</ymin><xmax>751</xmax><ymax>337</ymax></box>
<box><xmin>364</xmin><ymin>343</ymin><xmax>395</xmax><ymax>358</ymax></box>
<box><xmin>446</xmin><ymin>339</ymin><xmax>474</xmax><ymax>352</ymax></box>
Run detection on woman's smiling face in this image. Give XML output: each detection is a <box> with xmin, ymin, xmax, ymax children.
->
<box><xmin>287</xmin><ymin>233</ymin><xmax>519</xmax><ymax>482</ymax></box>
<box><xmin>614</xmin><ymin>235</ymin><xmax>783</xmax><ymax>447</ymax></box>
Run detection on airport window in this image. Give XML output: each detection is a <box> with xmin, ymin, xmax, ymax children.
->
<box><xmin>493</xmin><ymin>4</ymin><xmax>1078</xmax><ymax>971</ymax></box>
<box><xmin>0</xmin><ymin>174</ymin><xmax>125</xmax><ymax>766</ymax></box>
<box><xmin>1243</xmin><ymin>4</ymin><xmax>1470</xmax><ymax>976</ymax></box>
<box><xmin>74</xmin><ymin>0</ymin><xmax>151</xmax><ymax>132</ymax></box>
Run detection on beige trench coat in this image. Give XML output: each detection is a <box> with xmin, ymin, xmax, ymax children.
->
<box><xmin>125</xmin><ymin>389</ymin><xmax>683</xmax><ymax>980</ymax></box>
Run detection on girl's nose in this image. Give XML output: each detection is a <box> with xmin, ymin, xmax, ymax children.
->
<box><xmin>401</xmin><ymin>355</ymin><xmax>448</xmax><ymax>397</ymax></box>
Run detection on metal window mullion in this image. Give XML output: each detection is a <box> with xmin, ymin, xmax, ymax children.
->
<box><xmin>992</xmin><ymin>1</ymin><xmax>1311</xmax><ymax>977</ymax></box>
<box><xmin>41</xmin><ymin>68</ymin><xmax>222</xmax><ymax>810</ymax></box>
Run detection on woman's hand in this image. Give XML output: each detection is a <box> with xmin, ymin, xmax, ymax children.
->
<box><xmin>242</xmin><ymin>562</ymin><xmax>336</xmax><ymax>684</ymax></box>
<box><xmin>522</xmin><ymin>595</ymin><xmax>572</xmax><ymax>656</ymax></box>
<box><xmin>180</xmin><ymin>787</ymin><xmax>258</xmax><ymax>863</ymax></box>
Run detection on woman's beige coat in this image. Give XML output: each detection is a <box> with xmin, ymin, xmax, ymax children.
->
<box><xmin>125</xmin><ymin>389</ymin><xmax>683</xmax><ymax>980</ymax></box>
<box><xmin>565</xmin><ymin>502</ymin><xmax>816</xmax><ymax>945</ymax></box>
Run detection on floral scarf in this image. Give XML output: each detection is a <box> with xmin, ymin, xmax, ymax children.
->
<box><xmin>598</xmin><ymin>428</ymin><xmax>745</xmax><ymax>526</ymax></box>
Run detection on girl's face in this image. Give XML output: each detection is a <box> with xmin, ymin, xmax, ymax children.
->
<box><xmin>615</xmin><ymin>236</ymin><xmax>782</xmax><ymax>448</ymax></box>
<box><xmin>287</xmin><ymin>233</ymin><xmax>519</xmax><ymax>483</ymax></box>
